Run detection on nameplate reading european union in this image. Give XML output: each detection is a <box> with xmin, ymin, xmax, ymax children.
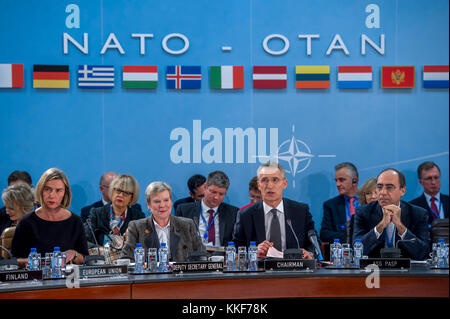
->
<box><xmin>79</xmin><ymin>265</ymin><xmax>128</xmax><ymax>278</ymax></box>
<box><xmin>0</xmin><ymin>270</ymin><xmax>42</xmax><ymax>282</ymax></box>
<box><xmin>172</xmin><ymin>261</ymin><xmax>224</xmax><ymax>273</ymax></box>
<box><xmin>360</xmin><ymin>258</ymin><xmax>411</xmax><ymax>270</ymax></box>
<box><xmin>264</xmin><ymin>259</ymin><xmax>316</xmax><ymax>271</ymax></box>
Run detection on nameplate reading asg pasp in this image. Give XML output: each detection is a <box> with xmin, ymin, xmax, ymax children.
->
<box><xmin>360</xmin><ymin>258</ymin><xmax>411</xmax><ymax>269</ymax></box>
<box><xmin>172</xmin><ymin>261</ymin><xmax>224</xmax><ymax>273</ymax></box>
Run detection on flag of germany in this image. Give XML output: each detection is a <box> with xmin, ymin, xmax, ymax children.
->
<box><xmin>33</xmin><ymin>65</ymin><xmax>69</xmax><ymax>88</ymax></box>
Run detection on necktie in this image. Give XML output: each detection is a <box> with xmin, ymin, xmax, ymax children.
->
<box><xmin>207</xmin><ymin>209</ymin><xmax>215</xmax><ymax>245</ymax></box>
<box><xmin>430</xmin><ymin>197</ymin><xmax>439</xmax><ymax>219</ymax></box>
<box><xmin>269</xmin><ymin>209</ymin><xmax>282</xmax><ymax>251</ymax></box>
<box><xmin>349</xmin><ymin>197</ymin><xmax>356</xmax><ymax>220</ymax></box>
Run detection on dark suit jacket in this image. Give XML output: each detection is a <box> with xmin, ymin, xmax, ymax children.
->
<box><xmin>409</xmin><ymin>193</ymin><xmax>449</xmax><ymax>225</ymax></box>
<box><xmin>232</xmin><ymin>198</ymin><xmax>316</xmax><ymax>252</ymax></box>
<box><xmin>320</xmin><ymin>195</ymin><xmax>349</xmax><ymax>243</ymax></box>
<box><xmin>120</xmin><ymin>215</ymin><xmax>205</xmax><ymax>262</ymax></box>
<box><xmin>0</xmin><ymin>207</ymin><xmax>12</xmax><ymax>236</ymax></box>
<box><xmin>175</xmin><ymin>201</ymin><xmax>238</xmax><ymax>246</ymax></box>
<box><xmin>173</xmin><ymin>196</ymin><xmax>195</xmax><ymax>211</ymax></box>
<box><xmin>353</xmin><ymin>201</ymin><xmax>430</xmax><ymax>260</ymax></box>
<box><xmin>81</xmin><ymin>200</ymin><xmax>143</xmax><ymax>224</ymax></box>
<box><xmin>85</xmin><ymin>203</ymin><xmax>145</xmax><ymax>246</ymax></box>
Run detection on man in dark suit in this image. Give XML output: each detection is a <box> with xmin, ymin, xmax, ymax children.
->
<box><xmin>175</xmin><ymin>171</ymin><xmax>238</xmax><ymax>247</ymax></box>
<box><xmin>410</xmin><ymin>161</ymin><xmax>449</xmax><ymax>224</ymax></box>
<box><xmin>173</xmin><ymin>174</ymin><xmax>206</xmax><ymax>211</ymax></box>
<box><xmin>232</xmin><ymin>161</ymin><xmax>315</xmax><ymax>258</ymax></box>
<box><xmin>81</xmin><ymin>171</ymin><xmax>141</xmax><ymax>223</ymax></box>
<box><xmin>353</xmin><ymin>168</ymin><xmax>430</xmax><ymax>260</ymax></box>
<box><xmin>320</xmin><ymin>162</ymin><xmax>360</xmax><ymax>244</ymax></box>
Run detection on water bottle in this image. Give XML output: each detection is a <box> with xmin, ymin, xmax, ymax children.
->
<box><xmin>225</xmin><ymin>242</ymin><xmax>236</xmax><ymax>271</ymax></box>
<box><xmin>134</xmin><ymin>243</ymin><xmax>145</xmax><ymax>273</ymax></box>
<box><xmin>104</xmin><ymin>241</ymin><xmax>111</xmax><ymax>264</ymax></box>
<box><xmin>431</xmin><ymin>242</ymin><xmax>439</xmax><ymax>267</ymax></box>
<box><xmin>51</xmin><ymin>247</ymin><xmax>63</xmax><ymax>278</ymax></box>
<box><xmin>28</xmin><ymin>248</ymin><xmax>41</xmax><ymax>270</ymax></box>
<box><xmin>330</xmin><ymin>239</ymin><xmax>343</xmax><ymax>267</ymax></box>
<box><xmin>353</xmin><ymin>238</ymin><xmax>363</xmax><ymax>268</ymax></box>
<box><xmin>158</xmin><ymin>242</ymin><xmax>169</xmax><ymax>272</ymax></box>
<box><xmin>445</xmin><ymin>243</ymin><xmax>449</xmax><ymax>268</ymax></box>
<box><xmin>247</xmin><ymin>241</ymin><xmax>258</xmax><ymax>271</ymax></box>
<box><xmin>437</xmin><ymin>238</ymin><xmax>446</xmax><ymax>268</ymax></box>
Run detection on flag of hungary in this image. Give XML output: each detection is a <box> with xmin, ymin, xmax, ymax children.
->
<box><xmin>123</xmin><ymin>65</ymin><xmax>158</xmax><ymax>89</ymax></box>
<box><xmin>210</xmin><ymin>66</ymin><xmax>244</xmax><ymax>89</ymax></box>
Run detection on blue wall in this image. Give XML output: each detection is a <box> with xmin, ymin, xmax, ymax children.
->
<box><xmin>1</xmin><ymin>0</ymin><xmax>448</xmax><ymax>229</ymax></box>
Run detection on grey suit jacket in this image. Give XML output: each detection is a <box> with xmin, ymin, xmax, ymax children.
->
<box><xmin>120</xmin><ymin>215</ymin><xmax>205</xmax><ymax>262</ymax></box>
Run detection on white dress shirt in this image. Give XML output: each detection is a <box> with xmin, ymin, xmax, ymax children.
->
<box><xmin>374</xmin><ymin>204</ymin><xmax>407</xmax><ymax>243</ymax></box>
<box><xmin>199</xmin><ymin>200</ymin><xmax>220</xmax><ymax>246</ymax></box>
<box><xmin>154</xmin><ymin>220</ymin><xmax>171</xmax><ymax>256</ymax></box>
<box><xmin>263</xmin><ymin>201</ymin><xmax>286</xmax><ymax>252</ymax></box>
<box><xmin>424</xmin><ymin>193</ymin><xmax>444</xmax><ymax>219</ymax></box>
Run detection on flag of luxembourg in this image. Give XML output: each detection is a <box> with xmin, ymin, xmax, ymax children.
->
<box><xmin>337</xmin><ymin>66</ymin><xmax>372</xmax><ymax>89</ymax></box>
<box><xmin>423</xmin><ymin>65</ymin><xmax>449</xmax><ymax>88</ymax></box>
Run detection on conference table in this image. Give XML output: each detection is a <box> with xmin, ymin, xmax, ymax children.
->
<box><xmin>0</xmin><ymin>262</ymin><xmax>447</xmax><ymax>299</ymax></box>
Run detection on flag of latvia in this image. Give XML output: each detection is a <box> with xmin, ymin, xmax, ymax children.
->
<box><xmin>123</xmin><ymin>65</ymin><xmax>158</xmax><ymax>89</ymax></box>
<box><xmin>253</xmin><ymin>66</ymin><xmax>287</xmax><ymax>89</ymax></box>
<box><xmin>0</xmin><ymin>64</ymin><xmax>24</xmax><ymax>88</ymax></box>
<box><xmin>210</xmin><ymin>66</ymin><xmax>244</xmax><ymax>89</ymax></box>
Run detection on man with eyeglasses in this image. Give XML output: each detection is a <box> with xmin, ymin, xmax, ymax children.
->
<box><xmin>80</xmin><ymin>172</ymin><xmax>142</xmax><ymax>224</ymax></box>
<box><xmin>353</xmin><ymin>168</ymin><xmax>430</xmax><ymax>260</ymax></box>
<box><xmin>410</xmin><ymin>161</ymin><xmax>449</xmax><ymax>224</ymax></box>
<box><xmin>232</xmin><ymin>161</ymin><xmax>316</xmax><ymax>258</ymax></box>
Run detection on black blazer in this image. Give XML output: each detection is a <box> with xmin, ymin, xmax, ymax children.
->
<box><xmin>409</xmin><ymin>193</ymin><xmax>449</xmax><ymax>225</ymax></box>
<box><xmin>353</xmin><ymin>201</ymin><xmax>430</xmax><ymax>260</ymax></box>
<box><xmin>85</xmin><ymin>203</ymin><xmax>145</xmax><ymax>246</ymax></box>
<box><xmin>320</xmin><ymin>195</ymin><xmax>348</xmax><ymax>243</ymax></box>
<box><xmin>232</xmin><ymin>198</ymin><xmax>316</xmax><ymax>252</ymax></box>
<box><xmin>175</xmin><ymin>201</ymin><xmax>238</xmax><ymax>246</ymax></box>
<box><xmin>81</xmin><ymin>200</ymin><xmax>143</xmax><ymax>224</ymax></box>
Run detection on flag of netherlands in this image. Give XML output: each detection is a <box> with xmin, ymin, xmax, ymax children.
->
<box><xmin>123</xmin><ymin>65</ymin><xmax>158</xmax><ymax>89</ymax></box>
<box><xmin>210</xmin><ymin>66</ymin><xmax>244</xmax><ymax>89</ymax></box>
<box><xmin>253</xmin><ymin>66</ymin><xmax>287</xmax><ymax>89</ymax></box>
<box><xmin>295</xmin><ymin>66</ymin><xmax>330</xmax><ymax>89</ymax></box>
<box><xmin>78</xmin><ymin>65</ymin><xmax>114</xmax><ymax>89</ymax></box>
<box><xmin>166</xmin><ymin>66</ymin><xmax>201</xmax><ymax>89</ymax></box>
<box><xmin>423</xmin><ymin>65</ymin><xmax>449</xmax><ymax>88</ymax></box>
<box><xmin>0</xmin><ymin>64</ymin><xmax>24</xmax><ymax>88</ymax></box>
<box><xmin>337</xmin><ymin>66</ymin><xmax>373</xmax><ymax>89</ymax></box>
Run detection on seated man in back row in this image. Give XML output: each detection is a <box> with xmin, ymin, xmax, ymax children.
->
<box><xmin>353</xmin><ymin>168</ymin><xmax>430</xmax><ymax>260</ymax></box>
<box><xmin>233</xmin><ymin>161</ymin><xmax>315</xmax><ymax>259</ymax></box>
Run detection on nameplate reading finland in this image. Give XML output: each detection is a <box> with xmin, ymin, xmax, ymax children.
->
<box><xmin>172</xmin><ymin>261</ymin><xmax>224</xmax><ymax>273</ymax></box>
<box><xmin>0</xmin><ymin>270</ymin><xmax>43</xmax><ymax>282</ymax></box>
<box><xmin>79</xmin><ymin>265</ymin><xmax>128</xmax><ymax>278</ymax></box>
<box><xmin>360</xmin><ymin>258</ymin><xmax>411</xmax><ymax>269</ymax></box>
<box><xmin>264</xmin><ymin>259</ymin><xmax>316</xmax><ymax>271</ymax></box>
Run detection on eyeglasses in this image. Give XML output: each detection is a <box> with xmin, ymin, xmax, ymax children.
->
<box><xmin>113</xmin><ymin>188</ymin><xmax>133</xmax><ymax>196</ymax></box>
<box><xmin>376</xmin><ymin>184</ymin><xmax>396</xmax><ymax>192</ymax></box>
<box><xmin>259</xmin><ymin>177</ymin><xmax>283</xmax><ymax>185</ymax></box>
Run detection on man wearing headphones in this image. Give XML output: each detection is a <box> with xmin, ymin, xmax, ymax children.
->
<box><xmin>320</xmin><ymin>162</ymin><xmax>360</xmax><ymax>244</ymax></box>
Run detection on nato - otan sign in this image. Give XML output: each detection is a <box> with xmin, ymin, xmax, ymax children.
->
<box><xmin>0</xmin><ymin>1</ymin><xmax>448</xmax><ymax>227</ymax></box>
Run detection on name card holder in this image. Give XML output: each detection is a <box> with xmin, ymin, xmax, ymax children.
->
<box><xmin>172</xmin><ymin>261</ymin><xmax>224</xmax><ymax>273</ymax></box>
<box><xmin>264</xmin><ymin>259</ymin><xmax>316</xmax><ymax>271</ymax></box>
<box><xmin>0</xmin><ymin>270</ymin><xmax>43</xmax><ymax>282</ymax></box>
<box><xmin>360</xmin><ymin>258</ymin><xmax>411</xmax><ymax>270</ymax></box>
<box><xmin>78</xmin><ymin>265</ymin><xmax>128</xmax><ymax>278</ymax></box>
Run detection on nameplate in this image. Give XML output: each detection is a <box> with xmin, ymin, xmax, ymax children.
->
<box><xmin>264</xmin><ymin>259</ymin><xmax>316</xmax><ymax>271</ymax></box>
<box><xmin>78</xmin><ymin>265</ymin><xmax>128</xmax><ymax>278</ymax></box>
<box><xmin>172</xmin><ymin>261</ymin><xmax>224</xmax><ymax>273</ymax></box>
<box><xmin>0</xmin><ymin>270</ymin><xmax>42</xmax><ymax>282</ymax></box>
<box><xmin>360</xmin><ymin>258</ymin><xmax>411</xmax><ymax>270</ymax></box>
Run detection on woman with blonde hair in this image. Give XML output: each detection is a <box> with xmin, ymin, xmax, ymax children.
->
<box><xmin>11</xmin><ymin>168</ymin><xmax>88</xmax><ymax>267</ymax></box>
<box><xmin>357</xmin><ymin>177</ymin><xmax>377</xmax><ymax>205</ymax></box>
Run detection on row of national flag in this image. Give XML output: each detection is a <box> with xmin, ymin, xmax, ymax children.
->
<box><xmin>1</xmin><ymin>64</ymin><xmax>448</xmax><ymax>89</ymax></box>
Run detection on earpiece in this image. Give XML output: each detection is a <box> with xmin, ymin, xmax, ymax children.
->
<box><xmin>352</xmin><ymin>178</ymin><xmax>357</xmax><ymax>184</ymax></box>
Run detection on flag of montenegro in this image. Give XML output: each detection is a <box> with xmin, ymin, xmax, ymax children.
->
<box><xmin>381</xmin><ymin>66</ymin><xmax>415</xmax><ymax>88</ymax></box>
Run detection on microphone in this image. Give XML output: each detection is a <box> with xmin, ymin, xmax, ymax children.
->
<box><xmin>0</xmin><ymin>245</ymin><xmax>19</xmax><ymax>271</ymax></box>
<box><xmin>284</xmin><ymin>219</ymin><xmax>303</xmax><ymax>260</ymax></box>
<box><xmin>307</xmin><ymin>229</ymin><xmax>324</xmax><ymax>261</ymax></box>
<box><xmin>85</xmin><ymin>218</ymin><xmax>105</xmax><ymax>265</ymax></box>
<box><xmin>193</xmin><ymin>216</ymin><xmax>201</xmax><ymax>237</ymax></box>
<box><xmin>0</xmin><ymin>245</ymin><xmax>12</xmax><ymax>259</ymax></box>
<box><xmin>345</xmin><ymin>219</ymin><xmax>351</xmax><ymax>244</ymax></box>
